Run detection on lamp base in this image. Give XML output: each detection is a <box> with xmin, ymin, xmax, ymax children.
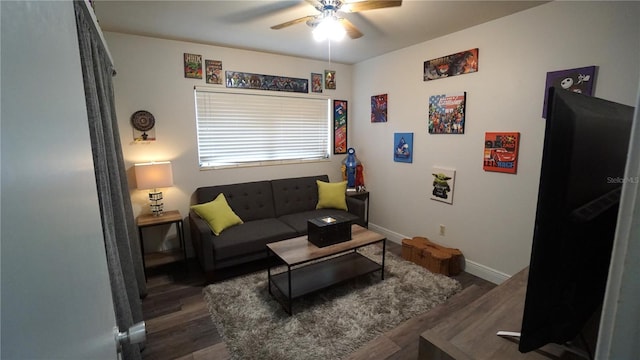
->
<box><xmin>149</xmin><ymin>191</ymin><xmax>164</xmax><ymax>216</ymax></box>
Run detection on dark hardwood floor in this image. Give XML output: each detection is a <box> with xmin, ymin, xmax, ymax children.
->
<box><xmin>140</xmin><ymin>241</ymin><xmax>496</xmax><ymax>360</ymax></box>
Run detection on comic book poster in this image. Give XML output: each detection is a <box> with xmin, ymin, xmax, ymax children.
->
<box><xmin>428</xmin><ymin>92</ymin><xmax>466</xmax><ymax>134</ymax></box>
<box><xmin>483</xmin><ymin>132</ymin><xmax>520</xmax><ymax>174</ymax></box>
<box><xmin>542</xmin><ymin>65</ymin><xmax>596</xmax><ymax>117</ymax></box>
<box><xmin>424</xmin><ymin>48</ymin><xmax>478</xmax><ymax>81</ymax></box>
<box><xmin>334</xmin><ymin>100</ymin><xmax>347</xmax><ymax>154</ymax></box>
<box><xmin>431</xmin><ymin>167</ymin><xmax>456</xmax><ymax>204</ymax></box>
<box><xmin>325</xmin><ymin>70</ymin><xmax>336</xmax><ymax>89</ymax></box>
<box><xmin>225</xmin><ymin>71</ymin><xmax>308</xmax><ymax>93</ymax></box>
<box><xmin>371</xmin><ymin>94</ymin><xmax>387</xmax><ymax>123</ymax></box>
<box><xmin>184</xmin><ymin>53</ymin><xmax>202</xmax><ymax>79</ymax></box>
<box><xmin>205</xmin><ymin>60</ymin><xmax>222</xmax><ymax>84</ymax></box>
<box><xmin>394</xmin><ymin>133</ymin><xmax>413</xmax><ymax>163</ymax></box>
<box><xmin>311</xmin><ymin>73</ymin><xmax>323</xmax><ymax>93</ymax></box>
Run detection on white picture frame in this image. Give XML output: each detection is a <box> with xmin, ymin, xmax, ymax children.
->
<box><xmin>431</xmin><ymin>167</ymin><xmax>456</xmax><ymax>204</ymax></box>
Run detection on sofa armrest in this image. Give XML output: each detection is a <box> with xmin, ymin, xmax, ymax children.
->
<box><xmin>346</xmin><ymin>196</ymin><xmax>366</xmax><ymax>227</ymax></box>
<box><xmin>189</xmin><ymin>209</ymin><xmax>216</xmax><ymax>273</ymax></box>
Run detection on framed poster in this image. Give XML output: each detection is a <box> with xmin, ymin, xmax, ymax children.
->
<box><xmin>483</xmin><ymin>132</ymin><xmax>520</xmax><ymax>174</ymax></box>
<box><xmin>394</xmin><ymin>132</ymin><xmax>413</xmax><ymax>163</ymax></box>
<box><xmin>205</xmin><ymin>59</ymin><xmax>222</xmax><ymax>84</ymax></box>
<box><xmin>311</xmin><ymin>73</ymin><xmax>323</xmax><ymax>93</ymax></box>
<box><xmin>371</xmin><ymin>94</ymin><xmax>388</xmax><ymax>123</ymax></box>
<box><xmin>428</xmin><ymin>92</ymin><xmax>466</xmax><ymax>134</ymax></box>
<box><xmin>184</xmin><ymin>53</ymin><xmax>202</xmax><ymax>79</ymax></box>
<box><xmin>424</xmin><ymin>48</ymin><xmax>478</xmax><ymax>81</ymax></box>
<box><xmin>431</xmin><ymin>167</ymin><xmax>456</xmax><ymax>204</ymax></box>
<box><xmin>225</xmin><ymin>71</ymin><xmax>308</xmax><ymax>93</ymax></box>
<box><xmin>333</xmin><ymin>100</ymin><xmax>347</xmax><ymax>154</ymax></box>
<box><xmin>325</xmin><ymin>70</ymin><xmax>336</xmax><ymax>89</ymax></box>
<box><xmin>542</xmin><ymin>65</ymin><xmax>596</xmax><ymax>117</ymax></box>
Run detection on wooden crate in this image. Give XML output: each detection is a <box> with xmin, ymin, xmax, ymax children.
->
<box><xmin>413</xmin><ymin>236</ymin><xmax>463</xmax><ymax>275</ymax></box>
<box><xmin>401</xmin><ymin>238</ymin><xmax>415</xmax><ymax>261</ymax></box>
<box><xmin>401</xmin><ymin>236</ymin><xmax>463</xmax><ymax>276</ymax></box>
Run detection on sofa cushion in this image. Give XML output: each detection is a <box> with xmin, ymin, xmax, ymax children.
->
<box><xmin>272</xmin><ymin>175</ymin><xmax>329</xmax><ymax>217</ymax></box>
<box><xmin>278</xmin><ymin>209</ymin><xmax>358</xmax><ymax>235</ymax></box>
<box><xmin>212</xmin><ymin>218</ymin><xmax>298</xmax><ymax>260</ymax></box>
<box><xmin>195</xmin><ymin>181</ymin><xmax>275</xmax><ymax>222</ymax></box>
<box><xmin>316</xmin><ymin>180</ymin><xmax>348</xmax><ymax>211</ymax></box>
<box><xmin>191</xmin><ymin>193</ymin><xmax>244</xmax><ymax>236</ymax></box>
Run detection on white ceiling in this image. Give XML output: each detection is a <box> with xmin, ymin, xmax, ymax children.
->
<box><xmin>94</xmin><ymin>0</ymin><xmax>547</xmax><ymax>64</ymax></box>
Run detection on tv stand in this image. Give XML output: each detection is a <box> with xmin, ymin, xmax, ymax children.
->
<box><xmin>419</xmin><ymin>268</ymin><xmax>580</xmax><ymax>359</ymax></box>
<box><xmin>496</xmin><ymin>331</ymin><xmax>591</xmax><ymax>359</ymax></box>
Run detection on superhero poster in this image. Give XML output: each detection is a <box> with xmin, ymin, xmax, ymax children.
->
<box><xmin>371</xmin><ymin>94</ymin><xmax>387</xmax><ymax>123</ymax></box>
<box><xmin>483</xmin><ymin>132</ymin><xmax>520</xmax><ymax>174</ymax></box>
<box><xmin>311</xmin><ymin>73</ymin><xmax>323</xmax><ymax>93</ymax></box>
<box><xmin>184</xmin><ymin>53</ymin><xmax>202</xmax><ymax>79</ymax></box>
<box><xmin>334</xmin><ymin>100</ymin><xmax>347</xmax><ymax>154</ymax></box>
<box><xmin>424</xmin><ymin>48</ymin><xmax>478</xmax><ymax>81</ymax></box>
<box><xmin>205</xmin><ymin>59</ymin><xmax>222</xmax><ymax>84</ymax></box>
<box><xmin>428</xmin><ymin>92</ymin><xmax>466</xmax><ymax>134</ymax></box>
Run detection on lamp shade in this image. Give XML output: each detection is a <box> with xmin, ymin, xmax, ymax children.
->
<box><xmin>134</xmin><ymin>161</ymin><xmax>173</xmax><ymax>190</ymax></box>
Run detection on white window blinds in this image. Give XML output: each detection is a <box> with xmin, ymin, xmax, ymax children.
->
<box><xmin>195</xmin><ymin>88</ymin><xmax>330</xmax><ymax>168</ymax></box>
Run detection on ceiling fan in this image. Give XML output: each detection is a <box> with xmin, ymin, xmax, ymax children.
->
<box><xmin>271</xmin><ymin>0</ymin><xmax>402</xmax><ymax>40</ymax></box>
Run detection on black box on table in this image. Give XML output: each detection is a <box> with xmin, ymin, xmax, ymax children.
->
<box><xmin>307</xmin><ymin>214</ymin><xmax>353</xmax><ymax>247</ymax></box>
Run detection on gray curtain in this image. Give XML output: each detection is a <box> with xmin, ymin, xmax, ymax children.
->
<box><xmin>74</xmin><ymin>2</ymin><xmax>147</xmax><ymax>359</ymax></box>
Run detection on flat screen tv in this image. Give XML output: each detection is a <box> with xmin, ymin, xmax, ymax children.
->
<box><xmin>519</xmin><ymin>87</ymin><xmax>634</xmax><ymax>354</ymax></box>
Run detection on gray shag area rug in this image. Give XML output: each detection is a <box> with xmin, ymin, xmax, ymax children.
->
<box><xmin>203</xmin><ymin>245</ymin><xmax>462</xmax><ymax>360</ymax></box>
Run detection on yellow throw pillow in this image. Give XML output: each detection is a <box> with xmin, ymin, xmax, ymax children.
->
<box><xmin>191</xmin><ymin>193</ymin><xmax>243</xmax><ymax>236</ymax></box>
<box><xmin>316</xmin><ymin>180</ymin><xmax>348</xmax><ymax>211</ymax></box>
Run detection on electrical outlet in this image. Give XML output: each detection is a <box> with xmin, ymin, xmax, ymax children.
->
<box><xmin>439</xmin><ymin>224</ymin><xmax>446</xmax><ymax>236</ymax></box>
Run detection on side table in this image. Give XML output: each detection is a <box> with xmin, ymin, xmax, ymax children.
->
<box><xmin>136</xmin><ymin>210</ymin><xmax>186</xmax><ymax>280</ymax></box>
<box><xmin>347</xmin><ymin>190</ymin><xmax>369</xmax><ymax>227</ymax></box>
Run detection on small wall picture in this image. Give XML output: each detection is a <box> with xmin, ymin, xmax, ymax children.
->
<box><xmin>542</xmin><ymin>65</ymin><xmax>596</xmax><ymax>117</ymax></box>
<box><xmin>394</xmin><ymin>132</ymin><xmax>413</xmax><ymax>163</ymax></box>
<box><xmin>424</xmin><ymin>48</ymin><xmax>478</xmax><ymax>81</ymax></box>
<box><xmin>325</xmin><ymin>70</ymin><xmax>336</xmax><ymax>89</ymax></box>
<box><xmin>184</xmin><ymin>53</ymin><xmax>202</xmax><ymax>79</ymax></box>
<box><xmin>371</xmin><ymin>94</ymin><xmax>388</xmax><ymax>123</ymax></box>
<box><xmin>311</xmin><ymin>73</ymin><xmax>323</xmax><ymax>93</ymax></box>
<box><xmin>483</xmin><ymin>132</ymin><xmax>520</xmax><ymax>174</ymax></box>
<box><xmin>205</xmin><ymin>59</ymin><xmax>222</xmax><ymax>84</ymax></box>
<box><xmin>431</xmin><ymin>167</ymin><xmax>456</xmax><ymax>204</ymax></box>
<box><xmin>428</xmin><ymin>92</ymin><xmax>466</xmax><ymax>134</ymax></box>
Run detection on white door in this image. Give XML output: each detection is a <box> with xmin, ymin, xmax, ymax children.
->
<box><xmin>1</xmin><ymin>1</ymin><xmax>119</xmax><ymax>358</ymax></box>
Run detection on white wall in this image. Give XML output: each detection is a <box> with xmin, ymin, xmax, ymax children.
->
<box><xmin>106</xmin><ymin>2</ymin><xmax>640</xmax><ymax>283</ymax></box>
<box><xmin>105</xmin><ymin>32</ymin><xmax>353</xmax><ymax>252</ymax></box>
<box><xmin>352</xmin><ymin>1</ymin><xmax>640</xmax><ymax>282</ymax></box>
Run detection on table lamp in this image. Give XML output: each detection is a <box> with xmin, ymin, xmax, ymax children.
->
<box><xmin>134</xmin><ymin>161</ymin><xmax>173</xmax><ymax>216</ymax></box>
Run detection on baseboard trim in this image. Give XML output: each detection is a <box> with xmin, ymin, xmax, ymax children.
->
<box><xmin>367</xmin><ymin>223</ymin><xmax>510</xmax><ymax>285</ymax></box>
<box><xmin>463</xmin><ymin>260</ymin><xmax>510</xmax><ymax>285</ymax></box>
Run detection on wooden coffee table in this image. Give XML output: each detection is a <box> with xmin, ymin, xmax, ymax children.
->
<box><xmin>267</xmin><ymin>224</ymin><xmax>386</xmax><ymax>315</ymax></box>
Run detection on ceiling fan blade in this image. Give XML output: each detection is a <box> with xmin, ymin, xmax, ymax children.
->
<box><xmin>343</xmin><ymin>0</ymin><xmax>402</xmax><ymax>13</ymax></box>
<box><xmin>304</xmin><ymin>0</ymin><xmax>324</xmax><ymax>11</ymax></box>
<box><xmin>338</xmin><ymin>18</ymin><xmax>363</xmax><ymax>39</ymax></box>
<box><xmin>271</xmin><ymin>15</ymin><xmax>317</xmax><ymax>30</ymax></box>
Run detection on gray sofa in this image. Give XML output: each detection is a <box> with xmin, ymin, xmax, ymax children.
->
<box><xmin>189</xmin><ymin>174</ymin><xmax>366</xmax><ymax>279</ymax></box>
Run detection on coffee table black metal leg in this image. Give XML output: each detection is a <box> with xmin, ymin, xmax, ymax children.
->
<box><xmin>287</xmin><ymin>265</ymin><xmax>292</xmax><ymax>315</ymax></box>
<box><xmin>381</xmin><ymin>239</ymin><xmax>386</xmax><ymax>280</ymax></box>
<box><xmin>267</xmin><ymin>249</ymin><xmax>272</xmax><ymax>296</ymax></box>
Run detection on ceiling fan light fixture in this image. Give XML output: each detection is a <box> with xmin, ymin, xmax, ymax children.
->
<box><xmin>312</xmin><ymin>16</ymin><xmax>346</xmax><ymax>42</ymax></box>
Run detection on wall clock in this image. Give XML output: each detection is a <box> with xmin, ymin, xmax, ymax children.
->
<box><xmin>131</xmin><ymin>110</ymin><xmax>155</xmax><ymax>140</ymax></box>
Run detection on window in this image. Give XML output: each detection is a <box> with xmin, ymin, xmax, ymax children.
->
<box><xmin>195</xmin><ymin>88</ymin><xmax>330</xmax><ymax>169</ymax></box>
